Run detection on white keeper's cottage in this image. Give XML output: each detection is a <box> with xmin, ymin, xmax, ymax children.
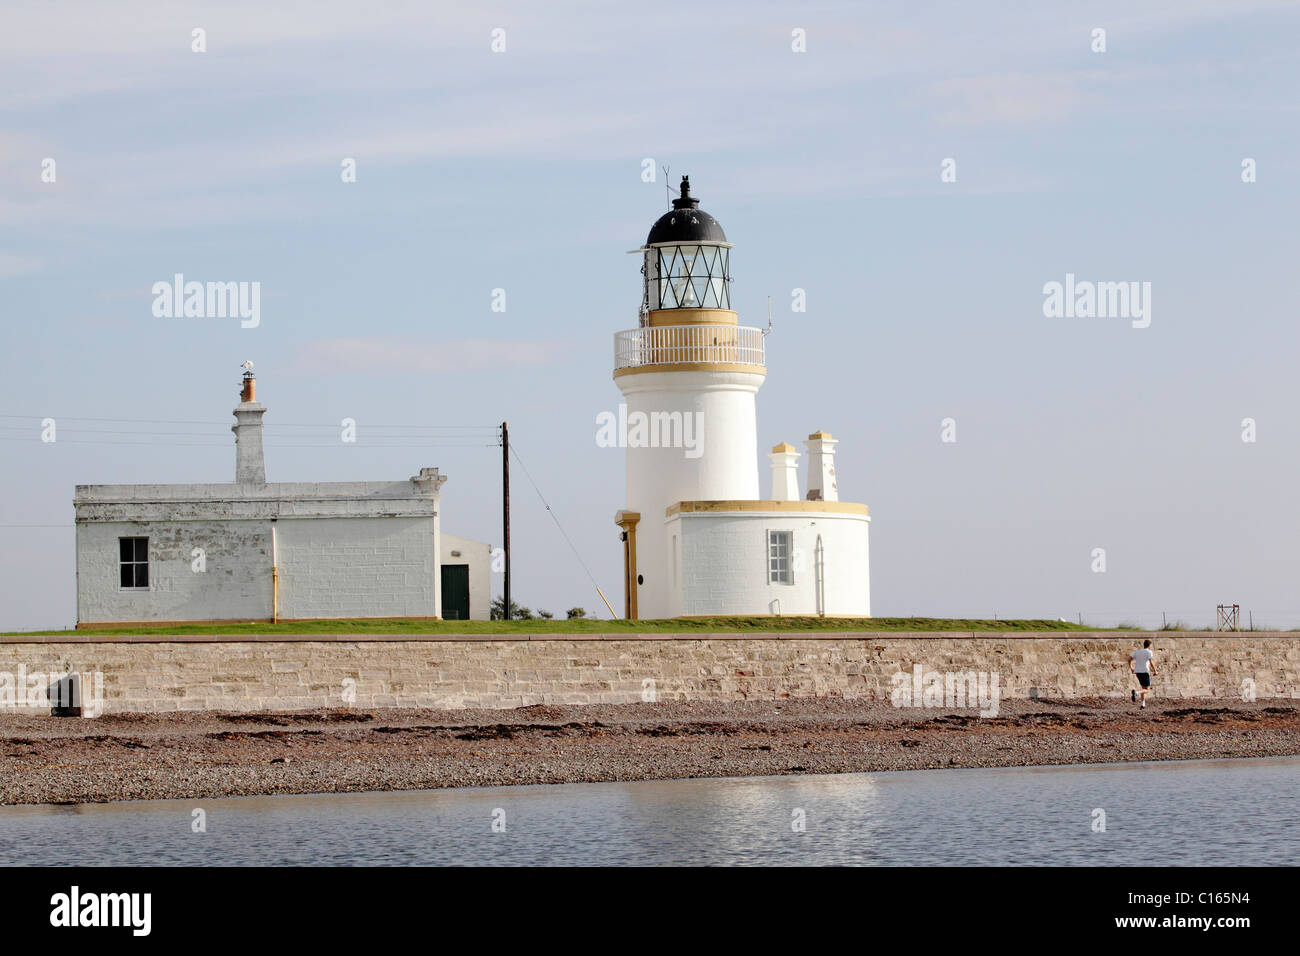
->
<box><xmin>613</xmin><ymin>177</ymin><xmax>871</xmax><ymax>618</ymax></box>
<box><xmin>74</xmin><ymin>369</ymin><xmax>490</xmax><ymax>627</ymax></box>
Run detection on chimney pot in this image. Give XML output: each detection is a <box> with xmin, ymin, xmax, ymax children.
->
<box><xmin>769</xmin><ymin>442</ymin><xmax>801</xmax><ymax>501</ymax></box>
<box><xmin>232</xmin><ymin>370</ymin><xmax>266</xmax><ymax>484</ymax></box>
<box><xmin>805</xmin><ymin>430</ymin><xmax>839</xmax><ymax>503</ymax></box>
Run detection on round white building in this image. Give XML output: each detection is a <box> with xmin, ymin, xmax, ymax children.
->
<box><xmin>612</xmin><ymin>177</ymin><xmax>870</xmax><ymax>618</ymax></box>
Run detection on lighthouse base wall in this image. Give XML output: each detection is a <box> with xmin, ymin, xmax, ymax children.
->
<box><xmin>664</xmin><ymin>507</ymin><xmax>870</xmax><ymax>617</ymax></box>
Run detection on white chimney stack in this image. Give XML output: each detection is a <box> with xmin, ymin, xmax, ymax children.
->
<box><xmin>769</xmin><ymin>441</ymin><xmax>801</xmax><ymax>501</ymax></box>
<box><xmin>804</xmin><ymin>429</ymin><xmax>838</xmax><ymax>502</ymax></box>
<box><xmin>232</xmin><ymin>364</ymin><xmax>266</xmax><ymax>484</ymax></box>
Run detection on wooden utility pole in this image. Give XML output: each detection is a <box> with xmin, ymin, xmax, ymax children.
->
<box><xmin>502</xmin><ymin>422</ymin><xmax>511</xmax><ymax>620</ymax></box>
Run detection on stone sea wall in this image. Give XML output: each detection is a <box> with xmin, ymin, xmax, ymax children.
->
<box><xmin>0</xmin><ymin>633</ymin><xmax>1296</xmax><ymax>714</ymax></box>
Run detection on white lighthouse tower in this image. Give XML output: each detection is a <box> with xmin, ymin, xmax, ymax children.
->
<box><xmin>613</xmin><ymin>177</ymin><xmax>870</xmax><ymax>619</ymax></box>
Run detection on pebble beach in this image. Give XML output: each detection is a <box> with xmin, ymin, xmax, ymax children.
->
<box><xmin>3</xmin><ymin>697</ymin><xmax>1298</xmax><ymax>806</ymax></box>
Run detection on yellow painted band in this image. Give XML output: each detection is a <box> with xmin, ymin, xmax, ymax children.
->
<box><xmin>647</xmin><ymin>309</ymin><xmax>739</xmax><ymax>328</ymax></box>
<box><xmin>666</xmin><ymin>500</ymin><xmax>869</xmax><ymax>517</ymax></box>
<box><xmin>613</xmin><ymin>362</ymin><xmax>766</xmax><ymax>378</ymax></box>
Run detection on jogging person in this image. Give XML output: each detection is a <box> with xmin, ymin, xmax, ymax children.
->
<box><xmin>1129</xmin><ymin>640</ymin><xmax>1156</xmax><ymax>708</ymax></box>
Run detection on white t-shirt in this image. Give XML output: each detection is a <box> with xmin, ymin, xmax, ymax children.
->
<box><xmin>1132</xmin><ymin>648</ymin><xmax>1154</xmax><ymax>674</ymax></box>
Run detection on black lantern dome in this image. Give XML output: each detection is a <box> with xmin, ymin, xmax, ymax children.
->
<box><xmin>646</xmin><ymin>176</ymin><xmax>727</xmax><ymax>245</ymax></box>
<box><xmin>641</xmin><ymin>175</ymin><xmax>732</xmax><ymax>312</ymax></box>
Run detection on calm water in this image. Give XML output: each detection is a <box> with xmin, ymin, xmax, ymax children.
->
<box><xmin>2</xmin><ymin>757</ymin><xmax>1297</xmax><ymax>866</ymax></box>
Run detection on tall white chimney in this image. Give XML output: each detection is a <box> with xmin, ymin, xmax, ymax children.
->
<box><xmin>232</xmin><ymin>365</ymin><xmax>266</xmax><ymax>484</ymax></box>
<box><xmin>769</xmin><ymin>441</ymin><xmax>801</xmax><ymax>501</ymax></box>
<box><xmin>804</xmin><ymin>429</ymin><xmax>838</xmax><ymax>502</ymax></box>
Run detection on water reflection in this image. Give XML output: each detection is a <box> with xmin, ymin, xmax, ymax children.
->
<box><xmin>0</xmin><ymin>757</ymin><xmax>1295</xmax><ymax>866</ymax></box>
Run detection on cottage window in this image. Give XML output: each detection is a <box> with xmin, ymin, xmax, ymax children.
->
<box><xmin>767</xmin><ymin>530</ymin><xmax>793</xmax><ymax>584</ymax></box>
<box><xmin>119</xmin><ymin>536</ymin><xmax>149</xmax><ymax>589</ymax></box>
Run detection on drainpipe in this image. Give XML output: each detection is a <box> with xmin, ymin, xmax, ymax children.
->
<box><xmin>271</xmin><ymin>519</ymin><xmax>279</xmax><ymax>623</ymax></box>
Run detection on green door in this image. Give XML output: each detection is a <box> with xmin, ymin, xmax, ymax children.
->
<box><xmin>441</xmin><ymin>564</ymin><xmax>470</xmax><ymax>620</ymax></box>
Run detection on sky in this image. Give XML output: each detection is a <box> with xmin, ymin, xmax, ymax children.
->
<box><xmin>1</xmin><ymin>0</ymin><xmax>1298</xmax><ymax>631</ymax></box>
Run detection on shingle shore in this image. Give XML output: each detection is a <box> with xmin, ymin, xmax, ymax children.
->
<box><xmin>2</xmin><ymin>697</ymin><xmax>1297</xmax><ymax>805</ymax></box>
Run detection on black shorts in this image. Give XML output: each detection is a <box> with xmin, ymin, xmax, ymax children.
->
<box><xmin>1136</xmin><ymin>672</ymin><xmax>1151</xmax><ymax>688</ymax></box>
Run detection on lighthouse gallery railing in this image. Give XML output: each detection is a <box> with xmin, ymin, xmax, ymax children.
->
<box><xmin>613</xmin><ymin>324</ymin><xmax>765</xmax><ymax>370</ymax></box>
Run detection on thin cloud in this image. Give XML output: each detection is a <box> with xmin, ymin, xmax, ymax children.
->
<box><xmin>0</xmin><ymin>252</ymin><xmax>41</xmax><ymax>277</ymax></box>
<box><xmin>287</xmin><ymin>336</ymin><xmax>566</xmax><ymax>374</ymax></box>
<box><xmin>926</xmin><ymin>73</ymin><xmax>1100</xmax><ymax>126</ymax></box>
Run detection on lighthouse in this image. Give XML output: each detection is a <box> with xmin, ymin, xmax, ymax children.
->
<box><xmin>613</xmin><ymin>177</ymin><xmax>870</xmax><ymax>619</ymax></box>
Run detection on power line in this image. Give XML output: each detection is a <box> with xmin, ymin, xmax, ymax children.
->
<box><xmin>0</xmin><ymin>414</ymin><xmax>498</xmax><ymax>429</ymax></box>
<box><xmin>0</xmin><ymin>426</ymin><xmax>501</xmax><ymax>438</ymax></box>
<box><xmin>0</xmin><ymin>414</ymin><xmax>230</xmax><ymax>426</ymax></box>
<box><xmin>0</xmin><ymin>438</ymin><xmax>501</xmax><ymax>448</ymax></box>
